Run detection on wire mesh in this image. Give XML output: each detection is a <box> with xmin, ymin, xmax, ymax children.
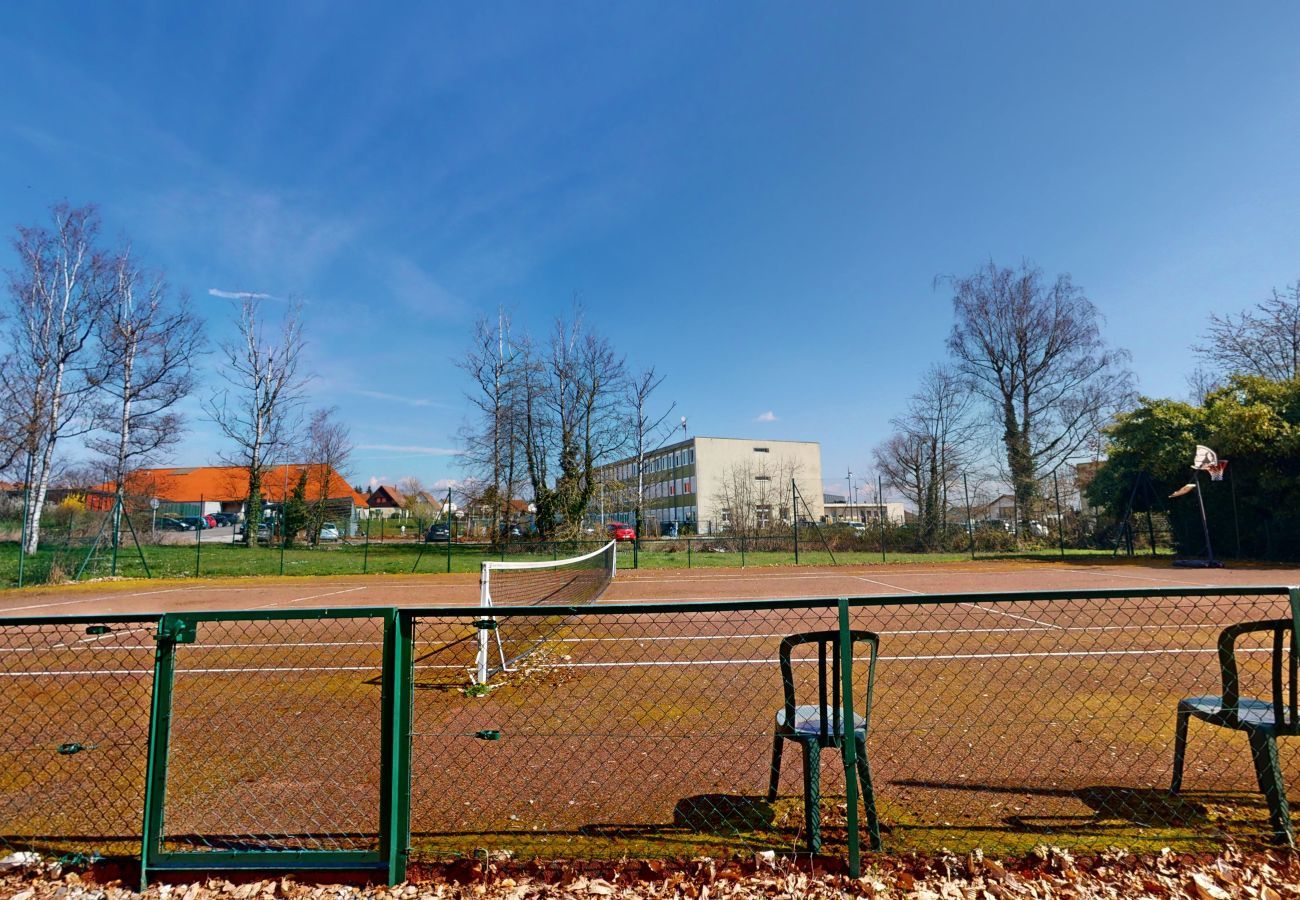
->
<box><xmin>159</xmin><ymin>614</ymin><xmax>387</xmax><ymax>854</ymax></box>
<box><xmin>410</xmin><ymin>602</ymin><xmax>864</xmax><ymax>860</ymax></box>
<box><xmin>0</xmin><ymin>617</ymin><xmax>158</xmax><ymax>859</ymax></box>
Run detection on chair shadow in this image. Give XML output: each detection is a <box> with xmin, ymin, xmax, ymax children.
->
<box><xmin>891</xmin><ymin>779</ymin><xmax>1263</xmax><ymax>831</ymax></box>
<box><xmin>579</xmin><ymin>794</ymin><xmax>778</xmax><ymax>839</ymax></box>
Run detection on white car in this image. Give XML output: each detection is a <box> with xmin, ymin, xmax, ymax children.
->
<box><xmin>319</xmin><ymin>522</ymin><xmax>340</xmax><ymax>541</ymax></box>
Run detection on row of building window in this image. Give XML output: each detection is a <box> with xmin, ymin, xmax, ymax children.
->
<box><xmin>647</xmin><ymin>477</ymin><xmax>692</xmax><ymax>500</ymax></box>
<box><xmin>609</xmin><ymin>447</ymin><xmax>695</xmax><ymax>484</ymax></box>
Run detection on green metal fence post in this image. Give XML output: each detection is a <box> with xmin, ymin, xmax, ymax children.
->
<box><xmin>792</xmin><ymin>478</ymin><xmax>799</xmax><ymax>565</ymax></box>
<box><xmin>363</xmin><ymin>521</ymin><xmax>370</xmax><ymax>575</ymax></box>
<box><xmin>141</xmin><ymin>613</ymin><xmax>182</xmax><ymax>889</ymax></box>
<box><xmin>878</xmin><ymin>476</ymin><xmax>886</xmax><ymax>563</ymax></box>
<box><xmin>963</xmin><ymin>473</ymin><xmax>976</xmax><ymax>560</ymax></box>
<box><xmin>687</xmin><ymin>537</ymin><xmax>692</xmax><ymax>569</ymax></box>
<box><xmin>838</xmin><ymin>597</ymin><xmax>861</xmax><ymax>877</ymax></box>
<box><xmin>111</xmin><ymin>492</ymin><xmax>121</xmax><ymax>576</ymax></box>
<box><xmin>446</xmin><ymin>486</ymin><xmax>453</xmax><ymax>574</ymax></box>
<box><xmin>740</xmin><ymin>531</ymin><xmax>746</xmax><ymax>568</ymax></box>
<box><xmin>1053</xmin><ymin>469</ymin><xmax>1066</xmax><ymax>559</ymax></box>
<box><xmin>380</xmin><ymin>609</ymin><xmax>414</xmax><ymax>883</ymax></box>
<box><xmin>195</xmin><ymin>494</ymin><xmax>202</xmax><ymax>578</ymax></box>
<box><xmin>16</xmin><ymin>475</ymin><xmax>29</xmax><ymax>588</ymax></box>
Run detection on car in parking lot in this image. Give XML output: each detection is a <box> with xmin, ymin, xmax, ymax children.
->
<box><xmin>606</xmin><ymin>521</ymin><xmax>636</xmax><ymax>541</ymax></box>
<box><xmin>425</xmin><ymin>522</ymin><xmax>450</xmax><ymax>542</ymax></box>
<box><xmin>318</xmin><ymin>522</ymin><xmax>340</xmax><ymax>541</ymax></box>
<box><xmin>156</xmin><ymin>517</ymin><xmax>192</xmax><ymax>531</ymax></box>
<box><xmin>180</xmin><ymin>516</ymin><xmax>209</xmax><ymax>530</ymax></box>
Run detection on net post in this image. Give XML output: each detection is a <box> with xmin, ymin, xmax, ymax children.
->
<box><xmin>477</xmin><ymin>564</ymin><xmax>491</xmax><ymax>685</ymax></box>
<box><xmin>141</xmin><ymin>613</ymin><xmax>180</xmax><ymax>889</ymax></box>
<box><xmin>380</xmin><ymin>609</ymin><xmax>414</xmax><ymax>883</ymax></box>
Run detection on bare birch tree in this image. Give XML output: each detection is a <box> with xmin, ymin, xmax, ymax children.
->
<box><xmin>3</xmin><ymin>204</ymin><xmax>113</xmax><ymax>554</ymax></box>
<box><xmin>204</xmin><ymin>296</ymin><xmax>309</xmax><ymax>545</ymax></box>
<box><xmin>88</xmin><ymin>251</ymin><xmax>204</xmax><ymax>508</ymax></box>
<box><xmin>1195</xmin><ymin>281</ymin><xmax>1300</xmax><ymax>382</ymax></box>
<box><xmin>944</xmin><ymin>260</ymin><xmax>1131</xmax><ymax>524</ymax></box>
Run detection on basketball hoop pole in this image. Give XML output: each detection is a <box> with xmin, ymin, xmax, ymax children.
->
<box><xmin>1191</xmin><ymin>470</ymin><xmax>1215</xmax><ymax>565</ymax></box>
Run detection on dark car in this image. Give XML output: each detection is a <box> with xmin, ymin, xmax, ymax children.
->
<box><xmin>211</xmin><ymin>513</ymin><xmax>238</xmax><ymax>526</ymax></box>
<box><xmin>156</xmin><ymin>517</ymin><xmax>192</xmax><ymax>532</ymax></box>
<box><xmin>425</xmin><ymin>522</ymin><xmax>451</xmax><ymax>542</ymax></box>
<box><xmin>180</xmin><ymin>516</ymin><xmax>208</xmax><ymax>530</ymax></box>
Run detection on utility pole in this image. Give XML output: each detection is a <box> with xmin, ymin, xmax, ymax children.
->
<box><xmin>846</xmin><ymin>468</ymin><xmax>853</xmax><ymax>523</ymax></box>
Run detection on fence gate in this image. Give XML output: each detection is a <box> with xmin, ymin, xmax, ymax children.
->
<box><xmin>140</xmin><ymin>608</ymin><xmax>410</xmax><ymax>886</ymax></box>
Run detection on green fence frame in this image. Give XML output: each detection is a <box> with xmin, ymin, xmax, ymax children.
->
<box><xmin>139</xmin><ymin>607</ymin><xmax>410</xmax><ymax>886</ymax></box>
<box><xmin>4</xmin><ymin>584</ymin><xmax>1298</xmax><ymax>886</ymax></box>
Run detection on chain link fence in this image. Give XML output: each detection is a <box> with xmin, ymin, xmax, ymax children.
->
<box><xmin>1</xmin><ymin>588</ymin><xmax>1297</xmax><ymax>881</ymax></box>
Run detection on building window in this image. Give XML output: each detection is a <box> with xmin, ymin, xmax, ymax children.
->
<box><xmin>754</xmin><ymin>447</ymin><xmax>769</xmax><ymax>453</ymax></box>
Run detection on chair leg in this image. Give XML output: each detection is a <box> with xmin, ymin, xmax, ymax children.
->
<box><xmin>1248</xmin><ymin>730</ymin><xmax>1294</xmax><ymax>847</ymax></box>
<box><xmin>801</xmin><ymin>742</ymin><xmax>822</xmax><ymax>854</ymax></box>
<box><xmin>855</xmin><ymin>734</ymin><xmax>882</xmax><ymax>851</ymax></box>
<box><xmin>1171</xmin><ymin>706</ymin><xmax>1191</xmax><ymax>794</ymax></box>
<box><xmin>767</xmin><ymin>734</ymin><xmax>784</xmax><ymax>803</ymax></box>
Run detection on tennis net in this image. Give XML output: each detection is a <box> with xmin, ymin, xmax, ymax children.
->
<box><xmin>475</xmin><ymin>539</ymin><xmax>617</xmax><ymax>683</ymax></box>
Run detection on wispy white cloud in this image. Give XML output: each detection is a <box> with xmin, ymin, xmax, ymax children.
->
<box><xmin>350</xmin><ymin>388</ymin><xmax>437</xmax><ymax>408</ymax></box>
<box><xmin>357</xmin><ymin>444</ymin><xmax>462</xmax><ymax>456</ymax></box>
<box><xmin>208</xmin><ymin>288</ymin><xmax>282</xmax><ymax>301</ymax></box>
<box><xmin>755</xmin><ymin>411</ymin><xmax>778</xmax><ymax>423</ymax></box>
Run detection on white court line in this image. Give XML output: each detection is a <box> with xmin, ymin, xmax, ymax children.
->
<box><xmin>852</xmin><ymin>576</ymin><xmax>923</xmax><ymax>595</ymax></box>
<box><xmin>1062</xmin><ymin>567</ymin><xmax>1215</xmax><ymax>588</ymax></box>
<box><xmin>960</xmin><ymin>602</ymin><xmax>1063</xmax><ymax>630</ymax></box>
<box><xmin>253</xmin><ymin>586</ymin><xmax>366</xmax><ymax>609</ymax></box>
<box><xmin>0</xmin><ymin>587</ymin><xmax>187</xmax><ymax>613</ymax></box>
<box><xmin>5</xmin><ymin>645</ymin><xmax>1270</xmax><ymax>678</ymax></box>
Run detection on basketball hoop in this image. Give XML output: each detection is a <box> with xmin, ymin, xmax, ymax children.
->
<box><xmin>1205</xmin><ymin>460</ymin><xmax>1228</xmax><ymax>481</ymax></box>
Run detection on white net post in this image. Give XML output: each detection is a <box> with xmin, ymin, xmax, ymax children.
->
<box><xmin>476</xmin><ymin>563</ymin><xmax>491</xmax><ymax>685</ymax></box>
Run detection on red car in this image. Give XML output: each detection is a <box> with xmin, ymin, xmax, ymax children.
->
<box><xmin>606</xmin><ymin>522</ymin><xmax>636</xmax><ymax>541</ymax></box>
<box><xmin>204</xmin><ymin>514</ymin><xmax>218</xmax><ymax>528</ymax></box>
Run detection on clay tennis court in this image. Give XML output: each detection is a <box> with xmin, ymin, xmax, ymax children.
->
<box><xmin>2</xmin><ymin>558</ymin><xmax>1298</xmax><ymax>867</ymax></box>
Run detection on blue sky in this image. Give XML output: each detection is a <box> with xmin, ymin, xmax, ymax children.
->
<box><xmin>3</xmin><ymin>3</ymin><xmax>1300</xmax><ymax>498</ymax></box>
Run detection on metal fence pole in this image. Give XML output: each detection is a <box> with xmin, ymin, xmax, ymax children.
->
<box><xmin>838</xmin><ymin>597</ymin><xmax>861</xmax><ymax>877</ymax></box>
<box><xmin>16</xmin><ymin>475</ymin><xmax>30</xmax><ymax>588</ymax></box>
<box><xmin>1053</xmin><ymin>470</ymin><xmax>1065</xmax><ymax>559</ymax></box>
<box><xmin>446</xmin><ymin>486</ymin><xmax>453</xmax><ymax>574</ymax></box>
<box><xmin>792</xmin><ymin>478</ymin><xmax>800</xmax><ymax>565</ymax></box>
<box><xmin>878</xmin><ymin>475</ymin><xmax>886</xmax><ymax>563</ymax></box>
<box><xmin>195</xmin><ymin>494</ymin><xmax>202</xmax><ymax>578</ymax></box>
<box><xmin>363</xmin><ymin>522</ymin><xmax>370</xmax><ymax>575</ymax></box>
<box><xmin>963</xmin><ymin>473</ymin><xmax>976</xmax><ymax>560</ymax></box>
<box><xmin>381</xmin><ymin>609</ymin><xmax>414</xmax><ymax>883</ymax></box>
<box><xmin>687</xmin><ymin>536</ymin><xmax>692</xmax><ymax>568</ymax></box>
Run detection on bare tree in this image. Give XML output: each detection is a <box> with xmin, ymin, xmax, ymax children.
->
<box><xmin>3</xmin><ymin>204</ymin><xmax>114</xmax><ymax>554</ymax></box>
<box><xmin>711</xmin><ymin>452</ymin><xmax>804</xmax><ymax>534</ymax></box>
<box><xmin>1195</xmin><ymin>281</ymin><xmax>1300</xmax><ymax>382</ymax></box>
<box><xmin>521</xmin><ymin>312</ymin><xmax>627</xmax><ymax>538</ymax></box>
<box><xmin>457</xmin><ymin>312</ymin><xmax>524</xmax><ymax>542</ymax></box>
<box><xmin>624</xmin><ymin>366</ymin><xmax>675</xmax><ymax>536</ymax></box>
<box><xmin>204</xmin><ymin>296</ymin><xmax>309</xmax><ymax>546</ymax></box>
<box><xmin>304</xmin><ymin>406</ymin><xmax>353</xmax><ymax>542</ymax></box>
<box><xmin>88</xmin><ymin>251</ymin><xmax>204</xmax><ymax>506</ymax></box>
<box><xmin>944</xmin><ymin>260</ymin><xmax>1131</xmax><ymax>524</ymax></box>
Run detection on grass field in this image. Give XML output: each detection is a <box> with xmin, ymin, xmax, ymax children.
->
<box><xmin>0</xmin><ymin>537</ymin><xmax>1147</xmax><ymax>588</ymax></box>
<box><xmin>2</xmin><ymin>573</ymin><xmax>1295</xmax><ymax>866</ymax></box>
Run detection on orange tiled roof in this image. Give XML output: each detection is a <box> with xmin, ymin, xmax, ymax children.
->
<box><xmin>93</xmin><ymin>465</ymin><xmax>368</xmax><ymax>507</ymax></box>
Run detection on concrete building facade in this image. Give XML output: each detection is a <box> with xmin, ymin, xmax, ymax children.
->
<box><xmin>598</xmin><ymin>436</ymin><xmax>823</xmax><ymax>534</ymax></box>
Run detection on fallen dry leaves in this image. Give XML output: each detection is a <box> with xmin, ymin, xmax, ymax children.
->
<box><xmin>1</xmin><ymin>845</ymin><xmax>1298</xmax><ymax>899</ymax></box>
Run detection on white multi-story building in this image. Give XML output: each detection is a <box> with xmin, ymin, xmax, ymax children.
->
<box><xmin>597</xmin><ymin>436</ymin><xmax>823</xmax><ymax>534</ymax></box>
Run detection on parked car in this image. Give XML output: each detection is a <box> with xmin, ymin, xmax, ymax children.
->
<box><xmin>156</xmin><ymin>517</ymin><xmax>192</xmax><ymax>531</ymax></box>
<box><xmin>180</xmin><ymin>516</ymin><xmax>208</xmax><ymax>530</ymax></box>
<box><xmin>204</xmin><ymin>514</ymin><xmax>218</xmax><ymax>528</ymax></box>
<box><xmin>211</xmin><ymin>513</ymin><xmax>238</xmax><ymax>527</ymax></box>
<box><xmin>425</xmin><ymin>522</ymin><xmax>450</xmax><ymax>542</ymax></box>
<box><xmin>847</xmin><ymin>521</ymin><xmax>868</xmax><ymax>535</ymax></box>
<box><xmin>318</xmin><ymin>522</ymin><xmax>340</xmax><ymax>541</ymax></box>
<box><xmin>606</xmin><ymin>521</ymin><xmax>636</xmax><ymax>541</ymax></box>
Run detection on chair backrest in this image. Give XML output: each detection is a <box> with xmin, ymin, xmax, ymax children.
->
<box><xmin>778</xmin><ymin>629</ymin><xmax>879</xmax><ymax>741</ymax></box>
<box><xmin>1219</xmin><ymin>618</ymin><xmax>1299</xmax><ymax>733</ymax></box>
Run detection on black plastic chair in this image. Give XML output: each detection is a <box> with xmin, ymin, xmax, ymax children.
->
<box><xmin>1172</xmin><ymin>618</ymin><xmax>1299</xmax><ymax>845</ymax></box>
<box><xmin>766</xmin><ymin>629</ymin><xmax>881</xmax><ymax>853</ymax></box>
